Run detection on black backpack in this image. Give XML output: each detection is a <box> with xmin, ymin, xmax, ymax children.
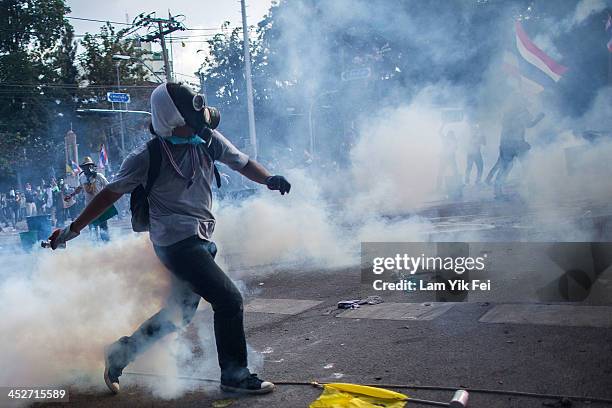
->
<box><xmin>130</xmin><ymin>138</ymin><xmax>221</xmax><ymax>232</ymax></box>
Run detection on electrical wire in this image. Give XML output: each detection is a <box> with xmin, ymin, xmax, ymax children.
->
<box><xmin>65</xmin><ymin>16</ymin><xmax>133</xmax><ymax>26</ymax></box>
<box><xmin>122</xmin><ymin>372</ymin><xmax>612</xmax><ymax>405</ymax></box>
<box><xmin>66</xmin><ymin>15</ymin><xmax>241</xmax><ymax>33</ymax></box>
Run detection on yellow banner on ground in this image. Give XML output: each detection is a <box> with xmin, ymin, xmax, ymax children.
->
<box><xmin>309</xmin><ymin>383</ymin><xmax>408</xmax><ymax>408</ymax></box>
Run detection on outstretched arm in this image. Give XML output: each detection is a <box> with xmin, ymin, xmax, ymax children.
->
<box><xmin>71</xmin><ymin>187</ymin><xmax>123</xmax><ymax>232</ymax></box>
<box><xmin>238</xmin><ymin>159</ymin><xmax>291</xmax><ymax>195</ymax></box>
<box><xmin>238</xmin><ymin>159</ymin><xmax>272</xmax><ymax>184</ymax></box>
<box><xmin>49</xmin><ymin>187</ymin><xmax>123</xmax><ymax>249</ymax></box>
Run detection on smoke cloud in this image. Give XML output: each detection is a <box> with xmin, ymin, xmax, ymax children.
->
<box><xmin>2</xmin><ymin>0</ymin><xmax>611</xmax><ymax>398</ymax></box>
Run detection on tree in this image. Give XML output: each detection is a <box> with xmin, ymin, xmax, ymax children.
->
<box><xmin>78</xmin><ymin>23</ymin><xmax>149</xmax><ymax>88</ymax></box>
<box><xmin>198</xmin><ymin>22</ymin><xmax>253</xmax><ymax>144</ymax></box>
<box><xmin>0</xmin><ymin>0</ymin><xmax>71</xmax><ymax>186</ymax></box>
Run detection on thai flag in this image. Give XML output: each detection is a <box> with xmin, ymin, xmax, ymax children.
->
<box><xmin>71</xmin><ymin>160</ymin><xmax>81</xmax><ymax>174</ymax></box>
<box><xmin>606</xmin><ymin>14</ymin><xmax>612</xmax><ymax>53</ymax></box>
<box><xmin>504</xmin><ymin>21</ymin><xmax>568</xmax><ymax>94</ymax></box>
<box><xmin>99</xmin><ymin>144</ymin><xmax>109</xmax><ymax>169</ymax></box>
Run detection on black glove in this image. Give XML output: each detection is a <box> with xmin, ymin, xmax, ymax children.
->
<box><xmin>265</xmin><ymin>175</ymin><xmax>291</xmax><ymax>195</ymax></box>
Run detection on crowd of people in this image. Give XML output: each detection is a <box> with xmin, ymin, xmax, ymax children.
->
<box><xmin>0</xmin><ymin>178</ymin><xmax>84</xmax><ymax>232</ymax></box>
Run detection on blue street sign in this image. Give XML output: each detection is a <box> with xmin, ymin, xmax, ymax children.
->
<box><xmin>107</xmin><ymin>92</ymin><xmax>131</xmax><ymax>103</ymax></box>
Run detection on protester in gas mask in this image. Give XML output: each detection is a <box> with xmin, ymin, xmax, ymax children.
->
<box><xmin>64</xmin><ymin>157</ymin><xmax>117</xmax><ymax>241</ymax></box>
<box><xmin>48</xmin><ymin>82</ymin><xmax>290</xmax><ymax>396</ymax></box>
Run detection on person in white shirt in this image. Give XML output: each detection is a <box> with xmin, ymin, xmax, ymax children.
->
<box><xmin>64</xmin><ymin>157</ymin><xmax>117</xmax><ymax>241</ymax></box>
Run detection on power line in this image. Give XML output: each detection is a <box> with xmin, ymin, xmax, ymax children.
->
<box><xmin>0</xmin><ymin>83</ymin><xmax>158</xmax><ymax>89</ymax></box>
<box><xmin>65</xmin><ymin>16</ymin><xmax>133</xmax><ymax>26</ymax></box>
<box><xmin>185</xmin><ymin>27</ymin><xmax>242</xmax><ymax>31</ymax></box>
<box><xmin>66</xmin><ymin>15</ymin><xmax>242</xmax><ymax>33</ymax></box>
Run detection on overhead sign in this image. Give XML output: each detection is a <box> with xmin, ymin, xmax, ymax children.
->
<box><xmin>107</xmin><ymin>92</ymin><xmax>131</xmax><ymax>103</ymax></box>
<box><xmin>341</xmin><ymin>67</ymin><xmax>371</xmax><ymax>81</ymax></box>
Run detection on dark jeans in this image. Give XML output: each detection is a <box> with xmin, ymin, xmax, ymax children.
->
<box><xmin>110</xmin><ymin>235</ymin><xmax>248</xmax><ymax>382</ymax></box>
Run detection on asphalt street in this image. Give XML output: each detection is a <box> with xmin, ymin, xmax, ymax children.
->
<box><xmin>24</xmin><ymin>262</ymin><xmax>612</xmax><ymax>408</ymax></box>
<box><xmin>3</xmin><ymin>192</ymin><xmax>611</xmax><ymax>408</ymax></box>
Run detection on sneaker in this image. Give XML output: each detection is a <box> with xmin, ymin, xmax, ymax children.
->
<box><xmin>103</xmin><ymin>347</ymin><xmax>124</xmax><ymax>394</ymax></box>
<box><xmin>220</xmin><ymin>374</ymin><xmax>275</xmax><ymax>395</ymax></box>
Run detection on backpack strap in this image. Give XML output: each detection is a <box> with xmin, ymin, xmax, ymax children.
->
<box><xmin>146</xmin><ymin>136</ymin><xmax>221</xmax><ymax>190</ymax></box>
<box><xmin>145</xmin><ymin>138</ymin><xmax>162</xmax><ymax>195</ymax></box>
<box><xmin>198</xmin><ymin>140</ymin><xmax>222</xmax><ymax>189</ymax></box>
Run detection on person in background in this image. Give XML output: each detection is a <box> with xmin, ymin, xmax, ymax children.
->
<box><xmin>23</xmin><ymin>183</ymin><xmax>36</xmax><ymax>217</ymax></box>
<box><xmin>488</xmin><ymin>104</ymin><xmax>544</xmax><ymax>198</ymax></box>
<box><xmin>64</xmin><ymin>157</ymin><xmax>116</xmax><ymax>241</ymax></box>
<box><xmin>465</xmin><ymin>122</ymin><xmax>486</xmax><ymax>185</ymax></box>
<box><xmin>8</xmin><ymin>189</ymin><xmax>18</xmax><ymax>227</ymax></box>
<box><xmin>50</xmin><ymin>178</ymin><xmax>60</xmax><ymax>226</ymax></box>
<box><xmin>43</xmin><ymin>180</ymin><xmax>53</xmax><ymax>215</ymax></box>
<box><xmin>436</xmin><ymin>127</ymin><xmax>460</xmax><ymax>191</ymax></box>
<box><xmin>0</xmin><ymin>193</ymin><xmax>8</xmax><ymax>230</ymax></box>
<box><xmin>35</xmin><ymin>184</ymin><xmax>45</xmax><ymax>214</ymax></box>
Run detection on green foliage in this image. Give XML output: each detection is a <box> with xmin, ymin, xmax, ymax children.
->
<box><xmin>78</xmin><ymin>23</ymin><xmax>149</xmax><ymax>88</ymax></box>
<box><xmin>0</xmin><ymin>0</ymin><xmax>72</xmax><ymax>185</ymax></box>
<box><xmin>0</xmin><ymin>0</ymin><xmax>67</xmax><ymax>53</ymax></box>
<box><xmin>199</xmin><ymin>21</ymin><xmax>248</xmax><ymax>107</ymax></box>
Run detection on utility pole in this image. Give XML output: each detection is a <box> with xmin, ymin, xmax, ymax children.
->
<box><xmin>241</xmin><ymin>0</ymin><xmax>258</xmax><ymax>159</ymax></box>
<box><xmin>158</xmin><ymin>21</ymin><xmax>173</xmax><ymax>81</ymax></box>
<box><xmin>132</xmin><ymin>12</ymin><xmax>184</xmax><ymax>82</ymax></box>
<box><xmin>115</xmin><ymin>62</ymin><xmax>125</xmax><ymax>153</ymax></box>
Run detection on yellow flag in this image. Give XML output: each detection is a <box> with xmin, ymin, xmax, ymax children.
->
<box><xmin>310</xmin><ymin>383</ymin><xmax>408</xmax><ymax>408</ymax></box>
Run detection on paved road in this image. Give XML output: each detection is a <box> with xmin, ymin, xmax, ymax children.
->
<box><xmin>30</xmin><ymin>263</ymin><xmax>612</xmax><ymax>408</ymax></box>
<box><xmin>6</xmin><ymin>193</ymin><xmax>612</xmax><ymax>407</ymax></box>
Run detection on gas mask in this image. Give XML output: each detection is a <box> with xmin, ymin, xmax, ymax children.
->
<box><xmin>166</xmin><ymin>83</ymin><xmax>220</xmax><ymax>140</ymax></box>
<box><xmin>83</xmin><ymin>165</ymin><xmax>96</xmax><ymax>178</ymax></box>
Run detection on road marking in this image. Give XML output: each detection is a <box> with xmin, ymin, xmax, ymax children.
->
<box><xmin>337</xmin><ymin>302</ymin><xmax>455</xmax><ymax>321</ymax></box>
<box><xmin>245</xmin><ymin>298</ymin><xmax>323</xmax><ymax>315</ymax></box>
<box><xmin>479</xmin><ymin>304</ymin><xmax>612</xmax><ymax>328</ymax></box>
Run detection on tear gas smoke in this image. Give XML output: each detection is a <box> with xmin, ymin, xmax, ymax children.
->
<box><xmin>0</xmin><ymin>235</ymin><xmax>170</xmax><ymax>388</ymax></box>
<box><xmin>2</xmin><ymin>0</ymin><xmax>611</xmax><ymax>398</ymax></box>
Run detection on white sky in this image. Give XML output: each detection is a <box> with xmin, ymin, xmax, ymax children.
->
<box><xmin>66</xmin><ymin>0</ymin><xmax>274</xmax><ymax>80</ymax></box>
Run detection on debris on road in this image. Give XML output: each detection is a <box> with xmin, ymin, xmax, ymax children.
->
<box><xmin>212</xmin><ymin>399</ymin><xmax>234</xmax><ymax>408</ymax></box>
<box><xmin>337</xmin><ymin>296</ymin><xmax>384</xmax><ymax>309</ymax></box>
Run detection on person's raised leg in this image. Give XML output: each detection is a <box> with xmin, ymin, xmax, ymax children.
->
<box><xmin>103</xmin><ymin>274</ymin><xmax>200</xmax><ymax>394</ymax></box>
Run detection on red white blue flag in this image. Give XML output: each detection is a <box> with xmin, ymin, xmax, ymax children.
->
<box><xmin>503</xmin><ymin>21</ymin><xmax>568</xmax><ymax>94</ymax></box>
<box><xmin>71</xmin><ymin>160</ymin><xmax>81</xmax><ymax>174</ymax></box>
<box><xmin>99</xmin><ymin>144</ymin><xmax>109</xmax><ymax>169</ymax></box>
